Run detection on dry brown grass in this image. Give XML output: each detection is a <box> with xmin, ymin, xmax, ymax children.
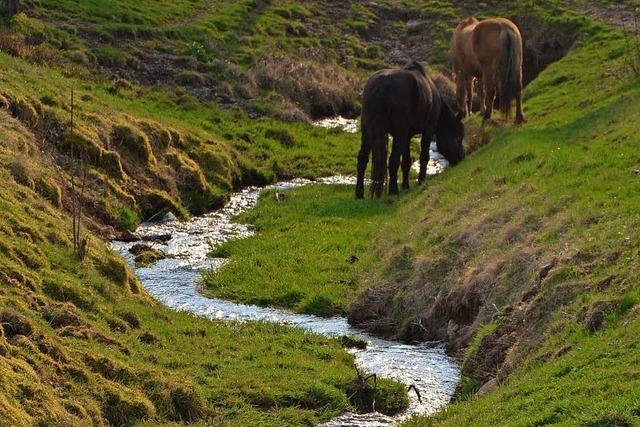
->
<box><xmin>249</xmin><ymin>54</ymin><xmax>361</xmax><ymax>119</ymax></box>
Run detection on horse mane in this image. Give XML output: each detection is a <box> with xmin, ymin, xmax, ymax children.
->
<box><xmin>403</xmin><ymin>61</ymin><xmax>426</xmax><ymax>77</ymax></box>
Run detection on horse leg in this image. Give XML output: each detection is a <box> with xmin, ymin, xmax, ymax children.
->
<box><xmin>456</xmin><ymin>73</ymin><xmax>468</xmax><ymax>117</ymax></box>
<box><xmin>401</xmin><ymin>142</ymin><xmax>412</xmax><ymax>191</ymax></box>
<box><xmin>418</xmin><ymin>133</ymin><xmax>431</xmax><ymax>185</ymax></box>
<box><xmin>465</xmin><ymin>77</ymin><xmax>473</xmax><ymax>116</ymax></box>
<box><xmin>483</xmin><ymin>74</ymin><xmax>496</xmax><ymax>122</ymax></box>
<box><xmin>356</xmin><ymin>129</ymin><xmax>370</xmax><ymax>199</ymax></box>
<box><xmin>370</xmin><ymin>135</ymin><xmax>387</xmax><ymax>199</ymax></box>
<box><xmin>476</xmin><ymin>77</ymin><xmax>486</xmax><ymax>116</ymax></box>
<box><xmin>514</xmin><ymin>82</ymin><xmax>526</xmax><ymax>124</ymax></box>
<box><xmin>388</xmin><ymin>135</ymin><xmax>402</xmax><ymax>195</ymax></box>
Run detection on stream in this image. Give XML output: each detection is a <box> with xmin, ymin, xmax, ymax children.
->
<box><xmin>112</xmin><ymin>119</ymin><xmax>459</xmax><ymax>426</ymax></box>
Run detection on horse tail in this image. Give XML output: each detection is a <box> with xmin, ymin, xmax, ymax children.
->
<box><xmin>498</xmin><ymin>29</ymin><xmax>521</xmax><ymax>117</ymax></box>
<box><xmin>369</xmin><ymin>119</ymin><xmax>388</xmax><ymax>198</ymax></box>
<box><xmin>361</xmin><ymin>79</ymin><xmax>389</xmax><ymax>198</ymax></box>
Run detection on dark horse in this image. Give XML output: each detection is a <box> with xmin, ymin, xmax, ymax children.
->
<box><xmin>356</xmin><ymin>62</ymin><xmax>465</xmax><ymax>199</ymax></box>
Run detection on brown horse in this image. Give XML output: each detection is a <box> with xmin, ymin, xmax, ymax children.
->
<box><xmin>450</xmin><ymin>17</ymin><xmax>525</xmax><ymax>124</ymax></box>
<box><xmin>356</xmin><ymin>62</ymin><xmax>465</xmax><ymax>199</ymax></box>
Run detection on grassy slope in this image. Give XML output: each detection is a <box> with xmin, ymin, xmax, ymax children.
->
<box><xmin>1</xmin><ymin>0</ymin><xmax>371</xmax><ymax>237</ymax></box>
<box><xmin>0</xmin><ymin>45</ymin><xmax>361</xmax><ymax>231</ymax></box>
<box><xmin>388</xmin><ymin>25</ymin><xmax>640</xmax><ymax>427</ymax></box>
<box><xmin>0</xmin><ymin>114</ymin><xmax>407</xmax><ymax>425</ymax></box>
<box><xmin>199</xmin><ymin>0</ymin><xmax>587</xmax><ymax>318</ymax></box>
<box><xmin>199</xmin><ymin>2</ymin><xmax>585</xmax><ymax>317</ymax></box>
<box><xmin>0</xmin><ymin>0</ymin><xmax>582</xmax><ymax>235</ymax></box>
<box><xmin>2</xmin><ymin>0</ymin><xmax>639</xmax><ymax>425</ymax></box>
<box><xmin>204</xmin><ymin>185</ymin><xmax>407</xmax><ymax>316</ymax></box>
<box><xmin>201</xmin><ymin>8</ymin><xmax>640</xmax><ymax>427</ymax></box>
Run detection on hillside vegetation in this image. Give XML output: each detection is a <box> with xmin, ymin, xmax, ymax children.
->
<box><xmin>2</xmin><ymin>0</ymin><xmax>639</xmax><ymax>425</ymax></box>
<box><xmin>0</xmin><ymin>111</ymin><xmax>411</xmax><ymax>425</ymax></box>
<box><xmin>358</xmin><ymin>15</ymin><xmax>640</xmax><ymax>427</ymax></box>
<box><xmin>0</xmin><ymin>0</ymin><xmax>582</xmax><ymax>236</ymax></box>
<box><xmin>199</xmin><ymin>2</ymin><xmax>640</xmax><ymax>426</ymax></box>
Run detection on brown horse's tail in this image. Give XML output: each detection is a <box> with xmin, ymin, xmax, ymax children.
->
<box><xmin>498</xmin><ymin>29</ymin><xmax>522</xmax><ymax>117</ymax></box>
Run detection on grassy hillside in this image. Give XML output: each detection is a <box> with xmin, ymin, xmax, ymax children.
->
<box><xmin>2</xmin><ymin>0</ymin><xmax>640</xmax><ymax>425</ymax></box>
<box><xmin>363</xmin><ymin>19</ymin><xmax>640</xmax><ymax>427</ymax></box>
<box><xmin>204</xmin><ymin>185</ymin><xmax>408</xmax><ymax>317</ymax></box>
<box><xmin>200</xmin><ymin>4</ymin><xmax>640</xmax><ymax>425</ymax></box>
<box><xmin>0</xmin><ymin>45</ymin><xmax>361</xmax><ymax>237</ymax></box>
<box><xmin>0</xmin><ymin>0</ymin><xmax>584</xmax><ymax>237</ymax></box>
<box><xmin>0</xmin><ymin>112</ymin><xmax>408</xmax><ymax>425</ymax></box>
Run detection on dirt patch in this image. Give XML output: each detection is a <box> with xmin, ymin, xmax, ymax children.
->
<box><xmin>0</xmin><ymin>309</ymin><xmax>35</xmax><ymax>339</ymax></box>
<box><xmin>569</xmin><ymin>1</ymin><xmax>639</xmax><ymax>30</ymax></box>
<box><xmin>514</xmin><ymin>15</ymin><xmax>579</xmax><ymax>86</ymax></box>
<box><xmin>44</xmin><ymin>303</ymin><xmax>86</xmax><ymax>329</ymax></box>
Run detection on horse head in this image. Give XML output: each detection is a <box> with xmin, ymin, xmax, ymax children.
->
<box><xmin>436</xmin><ymin>103</ymin><xmax>465</xmax><ymax>166</ymax></box>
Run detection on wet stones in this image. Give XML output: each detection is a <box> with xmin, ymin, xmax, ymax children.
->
<box><xmin>339</xmin><ymin>335</ymin><xmax>368</xmax><ymax>350</ymax></box>
<box><xmin>140</xmin><ymin>233</ymin><xmax>172</xmax><ymax>244</ymax></box>
<box><xmin>128</xmin><ymin>244</ymin><xmax>168</xmax><ymax>268</ymax></box>
<box><xmin>476</xmin><ymin>378</ymin><xmax>498</xmax><ymax>396</ymax></box>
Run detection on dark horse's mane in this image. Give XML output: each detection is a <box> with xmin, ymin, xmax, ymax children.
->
<box><xmin>403</xmin><ymin>61</ymin><xmax>427</xmax><ymax>77</ymax></box>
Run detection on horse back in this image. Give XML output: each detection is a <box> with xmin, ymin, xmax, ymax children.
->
<box><xmin>451</xmin><ymin>18</ymin><xmax>481</xmax><ymax>75</ymax></box>
<box><xmin>472</xmin><ymin>18</ymin><xmax>522</xmax><ymax>64</ymax></box>
<box><xmin>362</xmin><ymin>69</ymin><xmax>434</xmax><ymax>135</ymax></box>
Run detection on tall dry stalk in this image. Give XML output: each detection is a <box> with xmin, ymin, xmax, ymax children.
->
<box><xmin>69</xmin><ymin>87</ymin><xmax>88</xmax><ymax>260</ymax></box>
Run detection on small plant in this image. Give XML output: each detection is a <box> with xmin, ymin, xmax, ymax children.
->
<box><xmin>186</xmin><ymin>41</ymin><xmax>209</xmax><ymax>62</ymax></box>
<box><xmin>118</xmin><ymin>206</ymin><xmax>140</xmax><ymax>231</ymax></box>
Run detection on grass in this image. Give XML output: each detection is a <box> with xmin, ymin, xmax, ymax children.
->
<box><xmin>0</xmin><ymin>112</ymin><xmax>407</xmax><ymax>425</ymax></box>
<box><xmin>378</xmin><ymin>23</ymin><xmax>640</xmax><ymax>427</ymax></box>
<box><xmin>0</xmin><ymin>45</ymin><xmax>361</xmax><ymax>231</ymax></box>
<box><xmin>2</xmin><ymin>0</ymin><xmax>639</xmax><ymax>425</ymax></box>
<box><xmin>204</xmin><ymin>185</ymin><xmax>407</xmax><ymax>316</ymax></box>
<box><xmin>0</xmin><ymin>0</ymin><xmax>591</xmax><ymax>234</ymax></box>
<box><xmin>198</xmin><ymin>8</ymin><xmax>640</xmax><ymax>426</ymax></box>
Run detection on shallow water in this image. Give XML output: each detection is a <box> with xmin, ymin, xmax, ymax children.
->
<box><xmin>313</xmin><ymin>116</ymin><xmax>449</xmax><ymax>178</ymax></box>
<box><xmin>313</xmin><ymin>116</ymin><xmax>360</xmax><ymax>133</ymax></box>
<box><xmin>112</xmin><ymin>177</ymin><xmax>458</xmax><ymax>425</ymax></box>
